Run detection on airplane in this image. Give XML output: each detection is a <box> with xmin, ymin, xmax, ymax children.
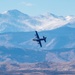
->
<box><xmin>33</xmin><ymin>31</ymin><xmax>46</xmax><ymax>47</ymax></box>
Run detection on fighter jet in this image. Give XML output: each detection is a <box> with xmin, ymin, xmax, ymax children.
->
<box><xmin>33</xmin><ymin>31</ymin><xmax>46</xmax><ymax>47</ymax></box>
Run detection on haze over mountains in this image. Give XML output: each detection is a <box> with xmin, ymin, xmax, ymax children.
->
<box><xmin>0</xmin><ymin>9</ymin><xmax>75</xmax><ymax>60</ymax></box>
<box><xmin>0</xmin><ymin>9</ymin><xmax>75</xmax><ymax>32</ymax></box>
<box><xmin>0</xmin><ymin>10</ymin><xmax>75</xmax><ymax>74</ymax></box>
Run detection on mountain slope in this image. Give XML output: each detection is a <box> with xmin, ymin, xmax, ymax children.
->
<box><xmin>0</xmin><ymin>9</ymin><xmax>75</xmax><ymax>65</ymax></box>
<box><xmin>0</xmin><ymin>25</ymin><xmax>75</xmax><ymax>63</ymax></box>
<box><xmin>0</xmin><ymin>46</ymin><xmax>75</xmax><ymax>63</ymax></box>
<box><xmin>0</xmin><ymin>9</ymin><xmax>75</xmax><ymax>32</ymax></box>
<box><xmin>0</xmin><ymin>25</ymin><xmax>75</xmax><ymax>49</ymax></box>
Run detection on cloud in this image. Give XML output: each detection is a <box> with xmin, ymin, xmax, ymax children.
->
<box><xmin>22</xmin><ymin>2</ymin><xmax>33</xmax><ymax>7</ymax></box>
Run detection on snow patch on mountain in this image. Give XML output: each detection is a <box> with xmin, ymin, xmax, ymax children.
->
<box><xmin>0</xmin><ymin>9</ymin><xmax>75</xmax><ymax>32</ymax></box>
<box><xmin>35</xmin><ymin>13</ymin><xmax>69</xmax><ymax>31</ymax></box>
<box><xmin>46</xmin><ymin>38</ymin><xmax>56</xmax><ymax>50</ymax></box>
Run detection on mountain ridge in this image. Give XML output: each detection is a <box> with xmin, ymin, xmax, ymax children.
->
<box><xmin>0</xmin><ymin>10</ymin><xmax>75</xmax><ymax>73</ymax></box>
<box><xmin>0</xmin><ymin>9</ymin><xmax>75</xmax><ymax>32</ymax></box>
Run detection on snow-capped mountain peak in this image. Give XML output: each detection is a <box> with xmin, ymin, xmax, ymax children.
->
<box><xmin>0</xmin><ymin>9</ymin><xmax>75</xmax><ymax>32</ymax></box>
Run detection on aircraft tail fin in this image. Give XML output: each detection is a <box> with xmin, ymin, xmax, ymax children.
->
<box><xmin>43</xmin><ymin>36</ymin><xmax>46</xmax><ymax>42</ymax></box>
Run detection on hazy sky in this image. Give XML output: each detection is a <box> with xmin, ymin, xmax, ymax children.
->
<box><xmin>0</xmin><ymin>0</ymin><xmax>75</xmax><ymax>16</ymax></box>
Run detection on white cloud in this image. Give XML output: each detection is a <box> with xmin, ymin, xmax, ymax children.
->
<box><xmin>22</xmin><ymin>2</ymin><xmax>33</xmax><ymax>7</ymax></box>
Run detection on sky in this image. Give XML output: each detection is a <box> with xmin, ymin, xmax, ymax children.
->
<box><xmin>0</xmin><ymin>0</ymin><xmax>75</xmax><ymax>16</ymax></box>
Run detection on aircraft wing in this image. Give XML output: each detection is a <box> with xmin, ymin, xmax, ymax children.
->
<box><xmin>33</xmin><ymin>31</ymin><xmax>46</xmax><ymax>47</ymax></box>
<box><xmin>38</xmin><ymin>40</ymin><xmax>42</xmax><ymax>47</ymax></box>
<box><xmin>35</xmin><ymin>31</ymin><xmax>39</xmax><ymax>39</ymax></box>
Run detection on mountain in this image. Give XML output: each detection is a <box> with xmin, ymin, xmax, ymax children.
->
<box><xmin>0</xmin><ymin>9</ymin><xmax>41</xmax><ymax>32</ymax></box>
<box><xmin>0</xmin><ymin>10</ymin><xmax>75</xmax><ymax>73</ymax></box>
<box><xmin>0</xmin><ymin>9</ymin><xmax>75</xmax><ymax>32</ymax></box>
<box><xmin>1</xmin><ymin>46</ymin><xmax>75</xmax><ymax>75</ymax></box>
<box><xmin>0</xmin><ymin>26</ymin><xmax>75</xmax><ymax>63</ymax></box>
<box><xmin>0</xmin><ymin>25</ymin><xmax>75</xmax><ymax>49</ymax></box>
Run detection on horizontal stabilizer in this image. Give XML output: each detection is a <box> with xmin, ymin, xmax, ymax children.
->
<box><xmin>43</xmin><ymin>36</ymin><xmax>46</xmax><ymax>42</ymax></box>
